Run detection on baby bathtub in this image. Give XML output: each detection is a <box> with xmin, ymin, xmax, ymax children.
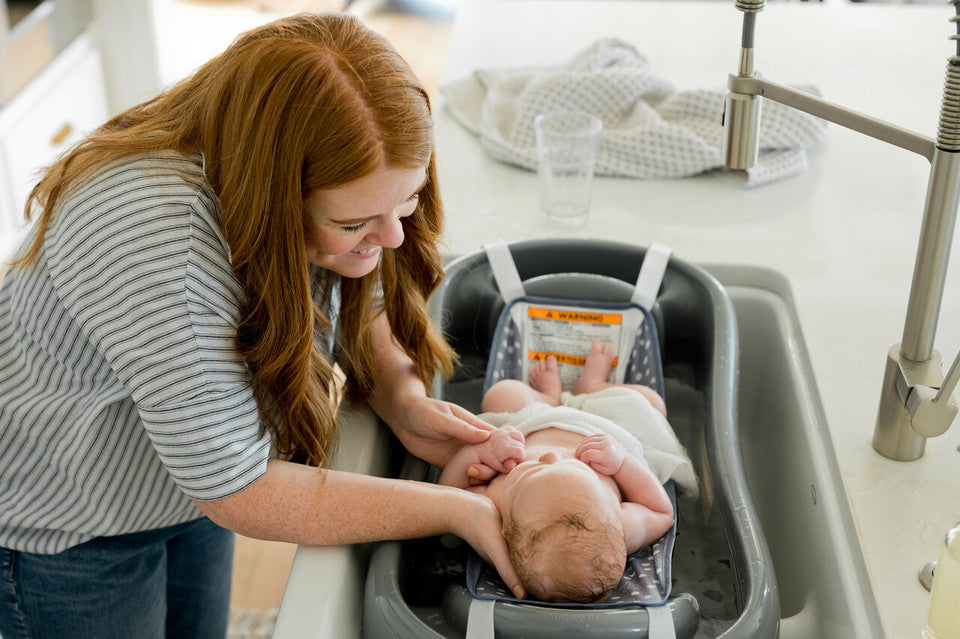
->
<box><xmin>363</xmin><ymin>238</ymin><xmax>780</xmax><ymax>638</ymax></box>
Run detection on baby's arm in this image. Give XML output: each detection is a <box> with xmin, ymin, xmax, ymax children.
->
<box><xmin>437</xmin><ymin>443</ymin><xmax>486</xmax><ymax>489</ymax></box>
<box><xmin>576</xmin><ymin>434</ymin><xmax>674</xmax><ymax>554</ymax></box>
<box><xmin>612</xmin><ymin>454</ymin><xmax>674</xmax><ymax>553</ymax></box>
<box><xmin>438</xmin><ymin>427</ymin><xmax>525</xmax><ymax>489</ymax></box>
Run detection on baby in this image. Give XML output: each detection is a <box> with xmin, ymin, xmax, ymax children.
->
<box><xmin>439</xmin><ymin>339</ymin><xmax>676</xmax><ymax>604</ymax></box>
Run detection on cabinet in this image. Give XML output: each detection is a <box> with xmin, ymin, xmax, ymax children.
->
<box><xmin>0</xmin><ymin>30</ymin><xmax>108</xmax><ymax>261</ymax></box>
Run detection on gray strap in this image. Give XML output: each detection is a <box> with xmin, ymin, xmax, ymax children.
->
<box><xmin>632</xmin><ymin>243</ymin><xmax>672</xmax><ymax>309</ymax></box>
<box><xmin>465</xmin><ymin>597</ymin><xmax>497</xmax><ymax>639</ymax></box>
<box><xmin>464</xmin><ymin>594</ymin><xmax>675</xmax><ymax>639</ymax></box>
<box><xmin>647</xmin><ymin>603</ymin><xmax>677</xmax><ymax>639</ymax></box>
<box><xmin>484</xmin><ymin>239</ymin><xmax>525</xmax><ymax>304</ymax></box>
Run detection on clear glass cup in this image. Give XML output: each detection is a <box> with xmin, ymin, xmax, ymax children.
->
<box><xmin>534</xmin><ymin>110</ymin><xmax>602</xmax><ymax>226</ymax></box>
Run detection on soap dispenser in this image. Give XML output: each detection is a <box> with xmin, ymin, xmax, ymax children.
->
<box><xmin>923</xmin><ymin>522</ymin><xmax>960</xmax><ymax>639</ymax></box>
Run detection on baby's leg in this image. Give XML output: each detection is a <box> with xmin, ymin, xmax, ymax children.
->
<box><xmin>482</xmin><ymin>380</ymin><xmax>560</xmax><ymax>412</ymax></box>
<box><xmin>573</xmin><ymin>339</ymin><xmax>617</xmax><ymax>395</ymax></box>
<box><xmin>481</xmin><ymin>357</ymin><xmax>563</xmax><ymax>412</ymax></box>
<box><xmin>573</xmin><ymin>339</ymin><xmax>667</xmax><ymax>416</ymax></box>
<box><xmin>528</xmin><ymin>356</ymin><xmax>562</xmax><ymax>402</ymax></box>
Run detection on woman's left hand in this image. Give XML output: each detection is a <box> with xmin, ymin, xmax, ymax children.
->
<box><xmin>367</xmin><ymin>315</ymin><xmax>496</xmax><ymax>467</ymax></box>
<box><xmin>387</xmin><ymin>394</ymin><xmax>497</xmax><ymax>467</ymax></box>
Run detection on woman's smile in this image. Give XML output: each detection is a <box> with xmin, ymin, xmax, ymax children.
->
<box><xmin>349</xmin><ymin>246</ymin><xmax>381</xmax><ymax>258</ymax></box>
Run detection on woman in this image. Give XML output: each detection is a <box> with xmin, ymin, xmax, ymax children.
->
<box><xmin>0</xmin><ymin>13</ymin><xmax>521</xmax><ymax>638</ymax></box>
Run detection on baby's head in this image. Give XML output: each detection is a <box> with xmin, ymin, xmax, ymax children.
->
<box><xmin>498</xmin><ymin>455</ymin><xmax>627</xmax><ymax>603</ymax></box>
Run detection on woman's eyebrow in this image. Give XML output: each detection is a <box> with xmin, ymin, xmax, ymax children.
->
<box><xmin>328</xmin><ymin>175</ymin><xmax>428</xmax><ymax>226</ymax></box>
<box><xmin>332</xmin><ymin>214</ymin><xmax>374</xmax><ymax>225</ymax></box>
<box><xmin>410</xmin><ymin>175</ymin><xmax>428</xmax><ymax>198</ymax></box>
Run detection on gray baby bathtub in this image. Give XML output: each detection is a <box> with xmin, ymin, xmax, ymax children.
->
<box><xmin>363</xmin><ymin>239</ymin><xmax>780</xmax><ymax>638</ymax></box>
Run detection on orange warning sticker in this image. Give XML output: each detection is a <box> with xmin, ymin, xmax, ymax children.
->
<box><xmin>527</xmin><ymin>350</ymin><xmax>618</xmax><ymax>367</ymax></box>
<box><xmin>528</xmin><ymin>307</ymin><xmax>623</xmax><ymax>325</ymax></box>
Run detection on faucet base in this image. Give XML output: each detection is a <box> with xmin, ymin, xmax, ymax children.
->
<box><xmin>873</xmin><ymin>344</ymin><xmax>944</xmax><ymax>460</ymax></box>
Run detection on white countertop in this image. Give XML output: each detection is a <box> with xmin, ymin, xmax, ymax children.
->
<box><xmin>435</xmin><ymin>2</ymin><xmax>960</xmax><ymax>637</ymax></box>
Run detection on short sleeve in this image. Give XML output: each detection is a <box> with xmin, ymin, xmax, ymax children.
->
<box><xmin>43</xmin><ymin>157</ymin><xmax>269</xmax><ymax>500</ymax></box>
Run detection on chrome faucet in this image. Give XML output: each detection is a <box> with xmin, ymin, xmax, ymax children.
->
<box><xmin>722</xmin><ymin>0</ymin><xmax>960</xmax><ymax>461</ymax></box>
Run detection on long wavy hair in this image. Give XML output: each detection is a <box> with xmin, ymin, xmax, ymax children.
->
<box><xmin>15</xmin><ymin>13</ymin><xmax>456</xmax><ymax>467</ymax></box>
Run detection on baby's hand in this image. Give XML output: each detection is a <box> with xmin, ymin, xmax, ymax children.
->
<box><xmin>473</xmin><ymin>426</ymin><xmax>525</xmax><ymax>474</ymax></box>
<box><xmin>575</xmin><ymin>433</ymin><xmax>625</xmax><ymax>476</ymax></box>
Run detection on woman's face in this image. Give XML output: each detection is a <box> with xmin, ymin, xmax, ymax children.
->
<box><xmin>303</xmin><ymin>164</ymin><xmax>427</xmax><ymax>278</ymax></box>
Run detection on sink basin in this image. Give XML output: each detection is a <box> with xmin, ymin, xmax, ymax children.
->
<box><xmin>274</xmin><ymin>262</ymin><xmax>885</xmax><ymax>639</ymax></box>
<box><xmin>706</xmin><ymin>264</ymin><xmax>885</xmax><ymax>639</ymax></box>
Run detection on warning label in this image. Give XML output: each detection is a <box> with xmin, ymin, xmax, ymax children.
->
<box><xmin>523</xmin><ymin>305</ymin><xmax>623</xmax><ymax>390</ymax></box>
<box><xmin>527</xmin><ymin>350</ymin><xmax>618</xmax><ymax>368</ymax></box>
<box><xmin>527</xmin><ymin>308</ymin><xmax>623</xmax><ymax>325</ymax></box>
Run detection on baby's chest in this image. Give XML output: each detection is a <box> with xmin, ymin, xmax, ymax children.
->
<box><xmin>523</xmin><ymin>426</ymin><xmax>583</xmax><ymax>454</ymax></box>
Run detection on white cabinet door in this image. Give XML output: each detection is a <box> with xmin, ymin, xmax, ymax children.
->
<box><xmin>0</xmin><ymin>31</ymin><xmax>108</xmax><ymax>261</ymax></box>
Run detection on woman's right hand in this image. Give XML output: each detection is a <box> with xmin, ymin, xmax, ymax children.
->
<box><xmin>449</xmin><ymin>491</ymin><xmax>525</xmax><ymax>599</ymax></box>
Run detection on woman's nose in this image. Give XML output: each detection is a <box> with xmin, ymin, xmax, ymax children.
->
<box><xmin>538</xmin><ymin>451</ymin><xmax>560</xmax><ymax>464</ymax></box>
<box><xmin>368</xmin><ymin>214</ymin><xmax>405</xmax><ymax>249</ymax></box>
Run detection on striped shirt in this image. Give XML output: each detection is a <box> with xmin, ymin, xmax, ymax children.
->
<box><xmin>0</xmin><ymin>152</ymin><xmax>338</xmax><ymax>554</ymax></box>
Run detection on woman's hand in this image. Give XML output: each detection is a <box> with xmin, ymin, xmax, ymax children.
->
<box><xmin>450</xmin><ymin>491</ymin><xmax>525</xmax><ymax>600</ymax></box>
<box><xmin>366</xmin><ymin>314</ymin><xmax>496</xmax><ymax>467</ymax></box>
<box><xmin>386</xmin><ymin>394</ymin><xmax>498</xmax><ymax>467</ymax></box>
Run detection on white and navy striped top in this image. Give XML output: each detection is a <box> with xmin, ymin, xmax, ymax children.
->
<box><xmin>0</xmin><ymin>152</ymin><xmax>339</xmax><ymax>554</ymax></box>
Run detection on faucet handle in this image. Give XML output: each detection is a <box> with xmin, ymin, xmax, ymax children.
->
<box><xmin>905</xmin><ymin>350</ymin><xmax>960</xmax><ymax>438</ymax></box>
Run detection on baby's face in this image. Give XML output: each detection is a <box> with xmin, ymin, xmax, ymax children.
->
<box><xmin>498</xmin><ymin>452</ymin><xmax>620</xmax><ymax>530</ymax></box>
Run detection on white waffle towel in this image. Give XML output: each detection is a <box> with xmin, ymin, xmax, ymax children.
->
<box><xmin>441</xmin><ymin>38</ymin><xmax>827</xmax><ymax>188</ymax></box>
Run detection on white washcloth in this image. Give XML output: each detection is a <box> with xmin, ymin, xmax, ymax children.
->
<box><xmin>441</xmin><ymin>38</ymin><xmax>827</xmax><ymax>188</ymax></box>
<box><xmin>479</xmin><ymin>387</ymin><xmax>699</xmax><ymax>497</ymax></box>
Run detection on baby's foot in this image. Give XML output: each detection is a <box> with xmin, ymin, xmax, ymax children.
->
<box><xmin>529</xmin><ymin>355</ymin><xmax>562</xmax><ymax>402</ymax></box>
<box><xmin>573</xmin><ymin>339</ymin><xmax>615</xmax><ymax>395</ymax></box>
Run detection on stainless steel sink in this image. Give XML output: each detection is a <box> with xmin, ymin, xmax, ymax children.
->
<box><xmin>708</xmin><ymin>264</ymin><xmax>885</xmax><ymax>639</ymax></box>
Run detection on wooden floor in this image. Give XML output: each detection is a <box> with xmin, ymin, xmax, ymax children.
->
<box><xmin>230</xmin><ymin>536</ymin><xmax>299</xmax><ymax>613</ymax></box>
<box><xmin>227</xmin><ymin>0</ymin><xmax>453</xmax><ymax>617</ymax></box>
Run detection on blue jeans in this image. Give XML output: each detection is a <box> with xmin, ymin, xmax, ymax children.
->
<box><xmin>0</xmin><ymin>517</ymin><xmax>234</xmax><ymax>639</ymax></box>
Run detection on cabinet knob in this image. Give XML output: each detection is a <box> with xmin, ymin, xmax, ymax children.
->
<box><xmin>51</xmin><ymin>123</ymin><xmax>73</xmax><ymax>146</ymax></box>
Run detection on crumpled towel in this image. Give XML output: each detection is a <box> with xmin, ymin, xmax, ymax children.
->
<box><xmin>479</xmin><ymin>386</ymin><xmax>699</xmax><ymax>498</ymax></box>
<box><xmin>441</xmin><ymin>38</ymin><xmax>827</xmax><ymax>188</ymax></box>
